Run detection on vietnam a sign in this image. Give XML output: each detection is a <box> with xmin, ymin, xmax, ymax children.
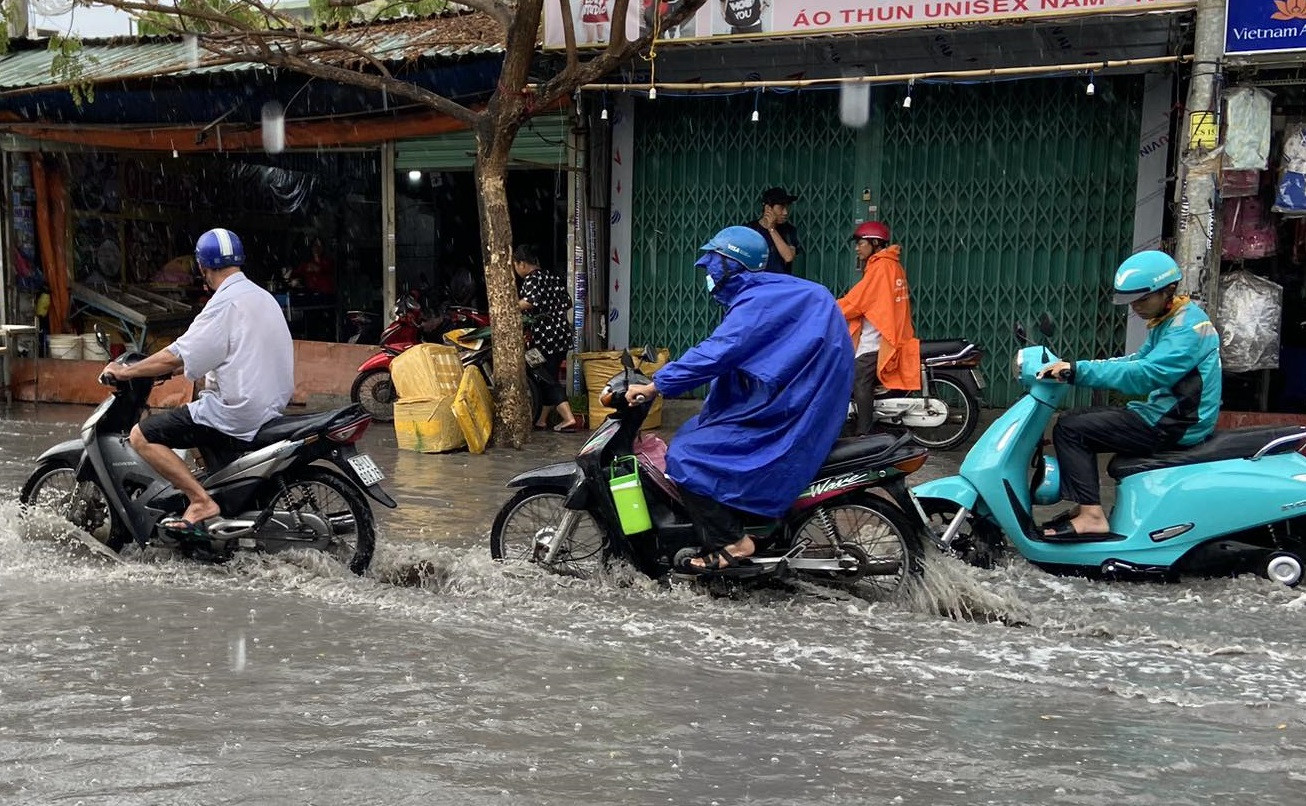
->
<box><xmin>1226</xmin><ymin>0</ymin><xmax>1306</xmax><ymax>56</ymax></box>
<box><xmin>544</xmin><ymin>0</ymin><xmax>1194</xmax><ymax>49</ymax></box>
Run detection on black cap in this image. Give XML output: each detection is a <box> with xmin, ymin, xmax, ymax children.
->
<box><xmin>761</xmin><ymin>186</ymin><xmax>800</xmax><ymax>205</ymax></box>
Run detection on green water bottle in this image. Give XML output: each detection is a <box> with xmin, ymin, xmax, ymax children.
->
<box><xmin>608</xmin><ymin>456</ymin><xmax>653</xmax><ymax>535</ymax></box>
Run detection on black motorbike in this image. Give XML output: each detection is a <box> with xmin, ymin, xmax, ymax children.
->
<box><xmin>490</xmin><ymin>353</ymin><xmax>930</xmax><ymax>594</ymax></box>
<box><xmin>20</xmin><ymin>347</ymin><xmax>395</xmax><ymax>574</ymax></box>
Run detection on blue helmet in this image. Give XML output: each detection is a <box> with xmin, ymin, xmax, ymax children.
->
<box><xmin>195</xmin><ymin>228</ymin><xmax>245</xmax><ymax>271</ymax></box>
<box><xmin>699</xmin><ymin>226</ymin><xmax>768</xmax><ymax>273</ymax></box>
<box><xmin>1112</xmin><ymin>250</ymin><xmax>1182</xmax><ymax>304</ymax></box>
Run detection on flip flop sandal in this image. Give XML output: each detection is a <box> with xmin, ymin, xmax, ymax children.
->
<box><xmin>159</xmin><ymin>517</ymin><xmax>215</xmax><ymax>537</ymax></box>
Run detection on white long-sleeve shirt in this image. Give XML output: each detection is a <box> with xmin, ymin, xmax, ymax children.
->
<box><xmin>168</xmin><ymin>272</ymin><xmax>294</xmax><ymax>441</ymax></box>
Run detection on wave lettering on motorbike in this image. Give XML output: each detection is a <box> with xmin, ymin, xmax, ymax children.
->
<box><xmin>801</xmin><ymin>472</ymin><xmax>868</xmax><ymax>499</ymax></box>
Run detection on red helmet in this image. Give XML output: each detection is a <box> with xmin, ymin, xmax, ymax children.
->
<box><xmin>852</xmin><ymin>221</ymin><xmax>890</xmax><ymax>242</ymax></box>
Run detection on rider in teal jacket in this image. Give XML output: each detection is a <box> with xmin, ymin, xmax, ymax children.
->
<box><xmin>1040</xmin><ymin>251</ymin><xmax>1222</xmax><ymax>539</ymax></box>
<box><xmin>1074</xmin><ymin>294</ymin><xmax>1222</xmax><ymax>447</ymax></box>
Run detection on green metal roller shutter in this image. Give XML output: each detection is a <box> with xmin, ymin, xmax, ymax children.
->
<box><xmin>629</xmin><ymin>77</ymin><xmax>1142</xmax><ymax>406</ymax></box>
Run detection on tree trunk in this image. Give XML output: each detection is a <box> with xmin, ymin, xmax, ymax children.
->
<box><xmin>475</xmin><ymin>111</ymin><xmax>531</xmax><ymax>448</ymax></box>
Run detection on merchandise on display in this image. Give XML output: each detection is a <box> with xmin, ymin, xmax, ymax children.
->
<box><xmin>1216</xmin><ymin>270</ymin><xmax>1283</xmax><ymax>373</ymax></box>
<box><xmin>1225</xmin><ymin>87</ymin><xmax>1273</xmax><ymax>171</ymax></box>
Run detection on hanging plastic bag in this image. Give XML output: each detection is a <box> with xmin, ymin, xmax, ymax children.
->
<box><xmin>1215</xmin><ymin>270</ymin><xmax>1282</xmax><ymax>372</ymax></box>
<box><xmin>1274</xmin><ymin>122</ymin><xmax>1306</xmax><ymax>215</ymax></box>
<box><xmin>1225</xmin><ymin>87</ymin><xmax>1272</xmax><ymax>171</ymax></box>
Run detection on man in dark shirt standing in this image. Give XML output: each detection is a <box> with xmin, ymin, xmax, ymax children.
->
<box><xmin>744</xmin><ymin>186</ymin><xmax>801</xmax><ymax>275</ymax></box>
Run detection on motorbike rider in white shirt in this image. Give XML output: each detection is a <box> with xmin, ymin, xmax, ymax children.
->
<box><xmin>100</xmin><ymin>228</ymin><xmax>295</xmax><ymax>535</ymax></box>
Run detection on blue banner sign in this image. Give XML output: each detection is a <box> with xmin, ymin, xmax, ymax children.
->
<box><xmin>1227</xmin><ymin>0</ymin><xmax>1306</xmax><ymax>56</ymax></box>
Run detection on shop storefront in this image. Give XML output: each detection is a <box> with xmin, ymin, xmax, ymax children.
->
<box><xmin>555</xmin><ymin>1</ymin><xmax>1195</xmax><ymax>406</ymax></box>
<box><xmin>1217</xmin><ymin>0</ymin><xmax>1306</xmax><ymax>416</ymax></box>
<box><xmin>0</xmin><ymin>15</ymin><xmax>509</xmax><ymax>403</ymax></box>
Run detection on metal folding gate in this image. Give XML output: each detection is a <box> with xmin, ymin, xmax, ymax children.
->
<box><xmin>629</xmin><ymin>76</ymin><xmax>1143</xmax><ymax>405</ymax></box>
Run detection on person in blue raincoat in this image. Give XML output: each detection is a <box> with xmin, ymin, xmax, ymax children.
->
<box><xmin>625</xmin><ymin>226</ymin><xmax>854</xmax><ymax>573</ymax></box>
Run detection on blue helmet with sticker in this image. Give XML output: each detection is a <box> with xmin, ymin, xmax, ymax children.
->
<box><xmin>195</xmin><ymin>228</ymin><xmax>246</xmax><ymax>271</ymax></box>
<box><xmin>1112</xmin><ymin>250</ymin><xmax>1182</xmax><ymax>304</ymax></box>
<box><xmin>699</xmin><ymin>226</ymin><xmax>768</xmax><ymax>273</ymax></box>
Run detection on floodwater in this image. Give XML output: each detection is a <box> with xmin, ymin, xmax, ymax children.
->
<box><xmin>1</xmin><ymin>404</ymin><xmax>1304</xmax><ymax>805</ymax></box>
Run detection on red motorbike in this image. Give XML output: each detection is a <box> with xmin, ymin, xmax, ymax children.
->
<box><xmin>350</xmin><ymin>290</ymin><xmax>489</xmax><ymax>422</ymax></box>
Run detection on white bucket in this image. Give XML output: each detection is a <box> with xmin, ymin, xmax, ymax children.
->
<box><xmin>81</xmin><ymin>332</ymin><xmax>110</xmax><ymax>362</ymax></box>
<box><xmin>48</xmin><ymin>334</ymin><xmax>83</xmax><ymax>360</ymax></box>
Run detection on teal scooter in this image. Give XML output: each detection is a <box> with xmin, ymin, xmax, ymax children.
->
<box><xmin>912</xmin><ymin>322</ymin><xmax>1306</xmax><ymax>587</ymax></box>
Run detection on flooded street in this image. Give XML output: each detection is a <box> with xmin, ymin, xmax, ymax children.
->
<box><xmin>2</xmin><ymin>404</ymin><xmax>1304</xmax><ymax>805</ymax></box>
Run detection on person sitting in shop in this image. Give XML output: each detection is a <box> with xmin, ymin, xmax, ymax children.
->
<box><xmin>291</xmin><ymin>237</ymin><xmax>336</xmax><ymax>295</ymax></box>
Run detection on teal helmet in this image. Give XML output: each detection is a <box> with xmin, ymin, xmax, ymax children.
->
<box><xmin>1032</xmin><ymin>455</ymin><xmax>1062</xmax><ymax>506</ymax></box>
<box><xmin>1112</xmin><ymin>250</ymin><xmax>1183</xmax><ymax>304</ymax></box>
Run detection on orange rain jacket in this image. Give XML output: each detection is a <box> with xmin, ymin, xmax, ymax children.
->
<box><xmin>836</xmin><ymin>245</ymin><xmax>921</xmax><ymax>391</ymax></box>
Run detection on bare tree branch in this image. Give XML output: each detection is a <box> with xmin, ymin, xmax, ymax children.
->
<box><xmin>536</xmin><ymin>0</ymin><xmax>708</xmax><ymax>109</ymax></box>
<box><xmin>556</xmin><ymin>0</ymin><xmax>579</xmax><ymax>78</ymax></box>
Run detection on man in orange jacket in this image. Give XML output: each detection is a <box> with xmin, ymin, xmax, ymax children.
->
<box><xmin>837</xmin><ymin>221</ymin><xmax>921</xmax><ymax>436</ymax></box>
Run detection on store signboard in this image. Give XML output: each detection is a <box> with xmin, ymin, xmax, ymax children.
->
<box><xmin>1226</xmin><ymin>0</ymin><xmax>1306</xmax><ymax>56</ymax></box>
<box><xmin>544</xmin><ymin>0</ymin><xmax>1194</xmax><ymax>49</ymax></box>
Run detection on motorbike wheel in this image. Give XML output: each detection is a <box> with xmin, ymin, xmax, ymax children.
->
<box><xmin>260</xmin><ymin>466</ymin><xmax>376</xmax><ymax>575</ymax></box>
<box><xmin>790</xmin><ymin>491</ymin><xmax>922</xmax><ymax>596</ymax></box>
<box><xmin>907</xmin><ymin>375</ymin><xmax>979</xmax><ymax>451</ymax></box>
<box><xmin>490</xmin><ymin>487</ymin><xmax>606</xmax><ymax>576</ymax></box>
<box><xmin>1265</xmin><ymin>551</ymin><xmax>1303</xmax><ymax>587</ymax></box>
<box><xmin>351</xmin><ymin>369</ymin><xmax>397</xmax><ymax>423</ymax></box>
<box><xmin>19</xmin><ymin>460</ymin><xmax>127</xmax><ymax>551</ymax></box>
<box><xmin>918</xmin><ymin>497</ymin><xmax>1003</xmax><ymax>569</ymax></box>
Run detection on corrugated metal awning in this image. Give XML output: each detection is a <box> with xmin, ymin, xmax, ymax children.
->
<box><xmin>396</xmin><ymin>113</ymin><xmax>570</xmax><ymax>170</ymax></box>
<box><xmin>0</xmin><ymin>11</ymin><xmax>505</xmax><ymax>91</ymax></box>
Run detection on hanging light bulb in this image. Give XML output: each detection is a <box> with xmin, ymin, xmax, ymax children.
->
<box><xmin>751</xmin><ymin>89</ymin><xmax>761</xmax><ymax>123</ymax></box>
<box><xmin>648</xmin><ymin>86</ymin><xmax>657</xmax><ymax>100</ymax></box>
<box><xmin>1086</xmin><ymin>72</ymin><xmax>1096</xmax><ymax>96</ymax></box>
<box><xmin>903</xmin><ymin>79</ymin><xmax>914</xmax><ymax>109</ymax></box>
<box><xmin>600</xmin><ymin>106</ymin><xmax>609</xmax><ymax>121</ymax></box>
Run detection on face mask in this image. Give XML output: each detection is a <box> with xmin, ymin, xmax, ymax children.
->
<box><xmin>705</xmin><ymin>274</ymin><xmax>716</xmax><ymax>293</ymax></box>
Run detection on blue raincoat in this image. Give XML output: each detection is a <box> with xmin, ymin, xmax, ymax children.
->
<box><xmin>653</xmin><ymin>258</ymin><xmax>854</xmax><ymax>518</ymax></box>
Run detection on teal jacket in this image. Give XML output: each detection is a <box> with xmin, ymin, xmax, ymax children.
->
<box><xmin>1074</xmin><ymin>299</ymin><xmax>1222</xmax><ymax>446</ymax></box>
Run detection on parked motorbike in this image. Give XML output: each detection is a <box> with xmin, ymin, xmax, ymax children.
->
<box><xmin>849</xmin><ymin>338</ymin><xmax>984</xmax><ymax>451</ymax></box>
<box><xmin>490</xmin><ymin>352</ymin><xmax>929</xmax><ymax>594</ymax></box>
<box><xmin>350</xmin><ymin>288</ymin><xmax>490</xmax><ymax>422</ymax></box>
<box><xmin>344</xmin><ymin>309</ymin><xmax>381</xmax><ymax>345</ymax></box>
<box><xmin>21</xmin><ymin>345</ymin><xmax>395</xmax><ymax>575</ymax></box>
<box><xmin>912</xmin><ymin>319</ymin><xmax>1306</xmax><ymax>587</ymax></box>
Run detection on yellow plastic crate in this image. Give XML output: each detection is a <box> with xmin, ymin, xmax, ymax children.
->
<box><xmin>391</xmin><ymin>344</ymin><xmax>462</xmax><ymax>401</ymax></box>
<box><xmin>452</xmin><ymin>367</ymin><xmax>495</xmax><ymax>455</ymax></box>
<box><xmin>393</xmin><ymin>396</ymin><xmax>466</xmax><ymax>453</ymax></box>
<box><xmin>579</xmin><ymin>348</ymin><xmax>671</xmax><ymax>429</ymax></box>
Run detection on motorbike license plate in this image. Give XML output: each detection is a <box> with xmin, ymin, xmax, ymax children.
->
<box><xmin>970</xmin><ymin>369</ymin><xmax>986</xmax><ymax>390</ymax></box>
<box><xmin>348</xmin><ymin>454</ymin><xmax>385</xmax><ymax>486</ymax></box>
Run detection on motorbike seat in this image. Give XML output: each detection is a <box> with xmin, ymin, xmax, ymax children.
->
<box><xmin>816</xmin><ymin>433</ymin><xmax>907</xmax><ymax>477</ymax></box>
<box><xmin>920</xmin><ymin>339</ymin><xmax>973</xmax><ymax>360</ymax></box>
<box><xmin>248</xmin><ymin>409</ymin><xmax>352</xmax><ymax>449</ymax></box>
<box><xmin>1107</xmin><ymin>425</ymin><xmax>1306</xmax><ymax>480</ymax></box>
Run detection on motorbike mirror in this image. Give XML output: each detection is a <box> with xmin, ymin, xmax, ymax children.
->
<box><xmin>639</xmin><ymin>344</ymin><xmax>658</xmax><ymax>365</ymax></box>
<box><xmin>1014</xmin><ymin>322</ymin><xmax>1030</xmax><ymax>345</ymax></box>
<box><xmin>1038</xmin><ymin>313</ymin><xmax>1056</xmax><ymax>338</ymax></box>
<box><xmin>620</xmin><ymin>349</ymin><xmax>636</xmax><ymax>371</ymax></box>
<box><xmin>94</xmin><ymin>324</ymin><xmax>109</xmax><ymax>352</ymax></box>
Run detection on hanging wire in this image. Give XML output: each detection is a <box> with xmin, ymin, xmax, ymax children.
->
<box><xmin>648</xmin><ymin>11</ymin><xmax>661</xmax><ymax>100</ymax></box>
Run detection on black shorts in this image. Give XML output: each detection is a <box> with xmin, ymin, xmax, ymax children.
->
<box><xmin>678</xmin><ymin>487</ymin><xmax>773</xmax><ymax>552</ymax></box>
<box><xmin>137</xmin><ymin>406</ymin><xmax>253</xmax><ymax>453</ymax></box>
